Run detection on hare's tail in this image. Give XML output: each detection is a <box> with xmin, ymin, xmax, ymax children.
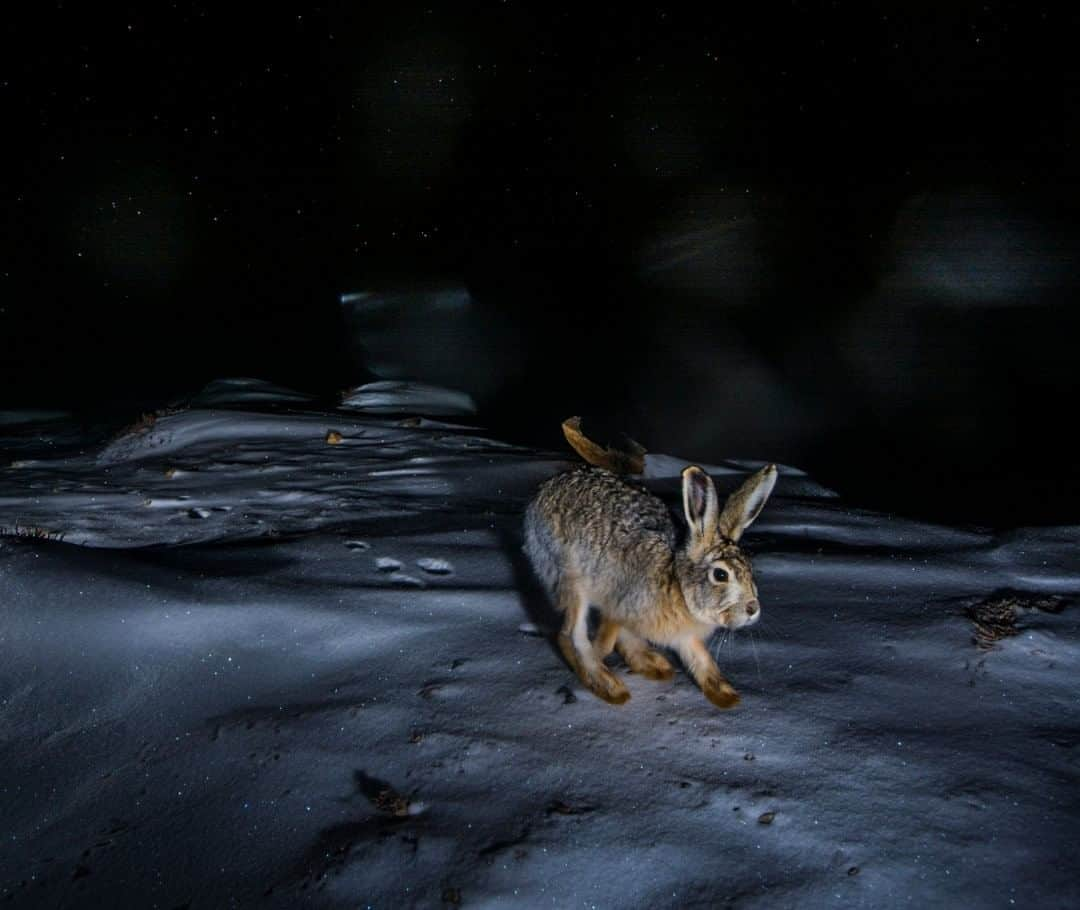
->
<box><xmin>561</xmin><ymin>416</ymin><xmax>646</xmax><ymax>476</ymax></box>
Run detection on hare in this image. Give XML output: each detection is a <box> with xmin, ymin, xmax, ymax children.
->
<box><xmin>523</xmin><ymin>422</ymin><xmax>777</xmax><ymax>708</ymax></box>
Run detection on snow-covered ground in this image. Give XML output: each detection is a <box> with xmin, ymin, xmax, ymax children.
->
<box><xmin>1</xmin><ymin>380</ymin><xmax>1078</xmax><ymax>908</ymax></box>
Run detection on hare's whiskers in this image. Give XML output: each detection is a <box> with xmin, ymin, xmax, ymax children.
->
<box><xmin>749</xmin><ymin>629</ymin><xmax>763</xmax><ymax>687</ymax></box>
<box><xmin>711</xmin><ymin>628</ymin><xmax>729</xmax><ymax>664</ymax></box>
<box><xmin>719</xmin><ymin>627</ymin><xmax>732</xmax><ymax>662</ymax></box>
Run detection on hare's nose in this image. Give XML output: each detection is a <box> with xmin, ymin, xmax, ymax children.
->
<box><xmin>745</xmin><ymin>600</ymin><xmax>759</xmax><ymax>617</ymax></box>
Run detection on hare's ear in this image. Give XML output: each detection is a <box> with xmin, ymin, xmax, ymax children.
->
<box><xmin>717</xmin><ymin>464</ymin><xmax>778</xmax><ymax>542</ymax></box>
<box><xmin>682</xmin><ymin>466</ymin><xmax>719</xmax><ymax>542</ymax></box>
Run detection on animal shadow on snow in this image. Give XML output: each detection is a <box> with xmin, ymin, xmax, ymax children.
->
<box><xmin>494</xmin><ymin>514</ymin><xmax>563</xmax><ymax>649</ymax></box>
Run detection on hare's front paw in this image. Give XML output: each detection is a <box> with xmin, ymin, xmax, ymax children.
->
<box><xmin>675</xmin><ymin>637</ymin><xmax>741</xmax><ymax>709</ymax></box>
<box><xmin>702</xmin><ymin>677</ymin><xmax>740</xmax><ymax>709</ymax></box>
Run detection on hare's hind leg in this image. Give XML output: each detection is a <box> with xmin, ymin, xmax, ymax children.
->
<box><xmin>595</xmin><ymin>618</ymin><xmax>674</xmax><ymax>681</ymax></box>
<box><xmin>594</xmin><ymin>617</ymin><xmax>620</xmax><ymax>660</ymax></box>
<box><xmin>615</xmin><ymin>629</ymin><xmax>674</xmax><ymax>681</ymax></box>
<box><xmin>556</xmin><ymin>579</ymin><xmax>630</xmax><ymax>705</ymax></box>
<box><xmin>676</xmin><ymin>636</ymin><xmax>739</xmax><ymax>709</ymax></box>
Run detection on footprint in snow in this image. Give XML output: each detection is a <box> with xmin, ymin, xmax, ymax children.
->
<box><xmin>345</xmin><ymin>540</ymin><xmax>370</xmax><ymax>551</ymax></box>
<box><xmin>417</xmin><ymin>557</ymin><xmax>453</xmax><ymax>575</ymax></box>
<box><xmin>373</xmin><ymin>556</ymin><xmax>425</xmax><ymax>586</ymax></box>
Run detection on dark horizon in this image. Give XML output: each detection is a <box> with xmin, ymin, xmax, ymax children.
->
<box><xmin>3</xmin><ymin>3</ymin><xmax>1078</xmax><ymax>528</ymax></box>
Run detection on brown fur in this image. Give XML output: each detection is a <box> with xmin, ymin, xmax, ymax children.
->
<box><xmin>523</xmin><ymin>454</ymin><xmax>778</xmax><ymax>709</ymax></box>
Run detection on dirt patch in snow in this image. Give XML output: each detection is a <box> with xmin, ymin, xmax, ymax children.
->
<box><xmin>965</xmin><ymin>591</ymin><xmax>1067</xmax><ymax>649</ymax></box>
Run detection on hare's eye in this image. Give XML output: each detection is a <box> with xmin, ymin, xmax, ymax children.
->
<box><xmin>710</xmin><ymin>567</ymin><xmax>729</xmax><ymax>584</ymax></box>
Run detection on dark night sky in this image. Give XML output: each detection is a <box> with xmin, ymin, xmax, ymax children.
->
<box><xmin>2</xmin><ymin>2</ymin><xmax>1078</xmax><ymax>526</ymax></box>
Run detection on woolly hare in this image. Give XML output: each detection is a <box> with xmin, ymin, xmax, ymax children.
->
<box><xmin>524</xmin><ymin>425</ymin><xmax>777</xmax><ymax>708</ymax></box>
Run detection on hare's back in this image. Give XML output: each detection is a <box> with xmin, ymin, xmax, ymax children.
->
<box><xmin>532</xmin><ymin>466</ymin><xmax>675</xmax><ymax>547</ymax></box>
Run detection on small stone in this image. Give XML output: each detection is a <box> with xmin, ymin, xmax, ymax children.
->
<box><xmin>758</xmin><ymin>811</ymin><xmax>776</xmax><ymax>825</ymax></box>
<box><xmin>325</xmin><ymin>430</ymin><xmax>343</xmax><ymax>445</ymax></box>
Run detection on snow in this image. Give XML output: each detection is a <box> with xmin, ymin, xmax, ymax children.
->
<box><xmin>1</xmin><ymin>384</ymin><xmax>1078</xmax><ymax>907</ymax></box>
<box><xmin>191</xmin><ymin>377</ymin><xmax>320</xmax><ymax>409</ymax></box>
<box><xmin>340</xmin><ymin>381</ymin><xmax>477</xmax><ymax>417</ymax></box>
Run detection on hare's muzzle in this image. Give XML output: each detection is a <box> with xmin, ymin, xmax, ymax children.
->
<box><xmin>745</xmin><ymin>600</ymin><xmax>759</xmax><ymax>618</ymax></box>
